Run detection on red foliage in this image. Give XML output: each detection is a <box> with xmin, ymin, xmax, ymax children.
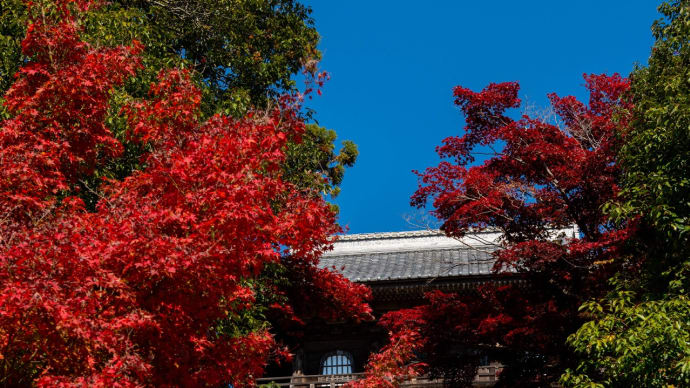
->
<box><xmin>362</xmin><ymin>75</ymin><xmax>633</xmax><ymax>386</ymax></box>
<box><xmin>0</xmin><ymin>0</ymin><xmax>141</xmax><ymax>242</ymax></box>
<box><xmin>347</xmin><ymin>308</ymin><xmax>427</xmax><ymax>388</ymax></box>
<box><xmin>279</xmin><ymin>257</ymin><xmax>372</xmax><ymax>323</ymax></box>
<box><xmin>0</xmin><ymin>1</ymin><xmax>370</xmax><ymax>386</ymax></box>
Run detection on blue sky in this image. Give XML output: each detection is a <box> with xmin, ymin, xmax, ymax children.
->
<box><xmin>302</xmin><ymin>1</ymin><xmax>659</xmax><ymax>234</ymax></box>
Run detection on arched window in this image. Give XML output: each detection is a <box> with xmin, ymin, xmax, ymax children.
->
<box><xmin>320</xmin><ymin>350</ymin><xmax>353</xmax><ymax>375</ymax></box>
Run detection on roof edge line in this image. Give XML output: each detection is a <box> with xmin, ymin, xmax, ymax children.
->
<box><xmin>334</xmin><ymin>228</ymin><xmax>502</xmax><ymax>242</ymax></box>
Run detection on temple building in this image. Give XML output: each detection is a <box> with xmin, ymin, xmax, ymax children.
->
<box><xmin>258</xmin><ymin>230</ymin><xmax>518</xmax><ymax>387</ymax></box>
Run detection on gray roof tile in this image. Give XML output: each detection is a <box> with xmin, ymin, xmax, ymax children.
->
<box><xmin>318</xmin><ymin>246</ymin><xmax>498</xmax><ymax>283</ymax></box>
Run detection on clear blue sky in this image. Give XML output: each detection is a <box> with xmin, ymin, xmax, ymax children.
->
<box><xmin>302</xmin><ymin>1</ymin><xmax>659</xmax><ymax>234</ymax></box>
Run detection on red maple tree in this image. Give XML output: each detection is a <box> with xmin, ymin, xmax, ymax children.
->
<box><xmin>0</xmin><ymin>1</ymin><xmax>370</xmax><ymax>386</ymax></box>
<box><xmin>352</xmin><ymin>75</ymin><xmax>633</xmax><ymax>387</ymax></box>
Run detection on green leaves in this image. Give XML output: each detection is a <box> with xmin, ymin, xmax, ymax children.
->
<box><xmin>564</xmin><ymin>3</ymin><xmax>690</xmax><ymax>386</ymax></box>
<box><xmin>618</xmin><ymin>0</ymin><xmax>690</xmax><ymax>241</ymax></box>
<box><xmin>283</xmin><ymin>123</ymin><xmax>359</xmax><ymax>200</ymax></box>
<box><xmin>564</xmin><ymin>287</ymin><xmax>690</xmax><ymax>387</ymax></box>
<box><xmin>0</xmin><ymin>0</ymin><xmax>25</xmax><ymax>114</ymax></box>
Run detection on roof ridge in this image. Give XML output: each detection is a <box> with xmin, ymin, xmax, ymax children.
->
<box><xmin>322</xmin><ymin>244</ymin><xmax>499</xmax><ymax>257</ymax></box>
<box><xmin>335</xmin><ymin>230</ymin><xmax>442</xmax><ymax>241</ymax></box>
<box><xmin>335</xmin><ymin>229</ymin><xmax>499</xmax><ymax>242</ymax></box>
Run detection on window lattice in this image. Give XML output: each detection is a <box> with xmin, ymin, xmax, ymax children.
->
<box><xmin>320</xmin><ymin>350</ymin><xmax>353</xmax><ymax>375</ymax></box>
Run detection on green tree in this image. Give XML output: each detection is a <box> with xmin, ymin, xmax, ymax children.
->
<box><xmin>2</xmin><ymin>0</ymin><xmax>320</xmax><ymax>113</ymax></box>
<box><xmin>285</xmin><ymin>124</ymin><xmax>358</xmax><ymax>200</ymax></box>
<box><xmin>562</xmin><ymin>2</ymin><xmax>690</xmax><ymax>386</ymax></box>
<box><xmin>0</xmin><ymin>0</ymin><xmax>24</xmax><ymax>100</ymax></box>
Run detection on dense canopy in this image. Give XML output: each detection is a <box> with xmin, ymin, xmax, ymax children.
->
<box><xmin>0</xmin><ymin>0</ymin><xmax>370</xmax><ymax>386</ymax></box>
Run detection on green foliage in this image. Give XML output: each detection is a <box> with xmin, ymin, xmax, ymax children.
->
<box><xmin>0</xmin><ymin>0</ymin><xmax>23</xmax><ymax>90</ymax></box>
<box><xmin>1</xmin><ymin>0</ymin><xmax>320</xmax><ymax>112</ymax></box>
<box><xmin>259</xmin><ymin>383</ymin><xmax>282</xmax><ymax>388</ymax></box>
<box><xmin>121</xmin><ymin>0</ymin><xmax>321</xmax><ymax>114</ymax></box>
<box><xmin>563</xmin><ymin>2</ymin><xmax>690</xmax><ymax>386</ymax></box>
<box><xmin>619</xmin><ymin>0</ymin><xmax>690</xmax><ymax>242</ymax></box>
<box><xmin>562</xmin><ymin>273</ymin><xmax>690</xmax><ymax>387</ymax></box>
<box><xmin>216</xmin><ymin>263</ymin><xmax>289</xmax><ymax>339</ymax></box>
<box><xmin>284</xmin><ymin>123</ymin><xmax>359</xmax><ymax>201</ymax></box>
<box><xmin>0</xmin><ymin>0</ymin><xmax>24</xmax><ymax>119</ymax></box>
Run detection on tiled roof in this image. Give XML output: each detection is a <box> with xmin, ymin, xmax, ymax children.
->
<box><xmin>319</xmin><ymin>230</ymin><xmax>500</xmax><ymax>283</ymax></box>
<box><xmin>319</xmin><ymin>246</ymin><xmax>497</xmax><ymax>282</ymax></box>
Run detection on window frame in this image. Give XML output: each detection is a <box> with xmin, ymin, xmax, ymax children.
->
<box><xmin>320</xmin><ymin>350</ymin><xmax>354</xmax><ymax>375</ymax></box>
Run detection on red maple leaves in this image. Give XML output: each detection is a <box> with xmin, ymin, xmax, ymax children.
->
<box><xmin>0</xmin><ymin>1</ymin><xmax>370</xmax><ymax>386</ymax></box>
<box><xmin>357</xmin><ymin>75</ymin><xmax>633</xmax><ymax>386</ymax></box>
<box><xmin>0</xmin><ymin>0</ymin><xmax>141</xmax><ymax>241</ymax></box>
